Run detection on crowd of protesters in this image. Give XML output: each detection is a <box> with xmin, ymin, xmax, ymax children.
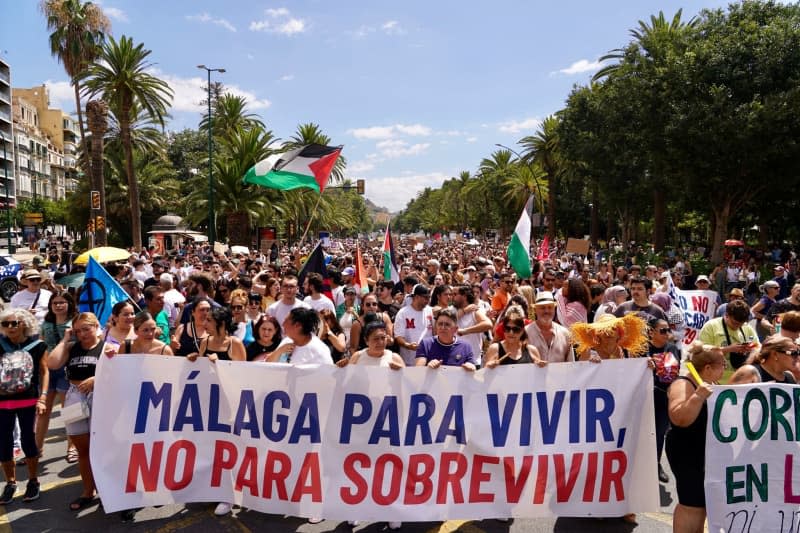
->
<box><xmin>0</xmin><ymin>234</ymin><xmax>798</xmax><ymax>529</ymax></box>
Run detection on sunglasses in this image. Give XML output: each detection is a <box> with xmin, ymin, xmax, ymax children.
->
<box><xmin>656</xmin><ymin>328</ymin><xmax>670</xmax><ymax>334</ymax></box>
<box><xmin>779</xmin><ymin>350</ymin><xmax>800</xmax><ymax>357</ymax></box>
<box><xmin>231</xmin><ymin>305</ymin><xmax>244</xmax><ymax>311</ymax></box>
<box><xmin>505</xmin><ymin>326</ymin><xmax>523</xmax><ymax>334</ymax></box>
<box><xmin>1</xmin><ymin>321</ymin><xmax>20</xmax><ymax>328</ymax></box>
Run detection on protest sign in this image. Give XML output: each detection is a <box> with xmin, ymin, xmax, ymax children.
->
<box><xmin>673</xmin><ymin>289</ymin><xmax>718</xmax><ymax>348</ymax></box>
<box><xmin>91</xmin><ymin>357</ymin><xmax>659</xmax><ymax>519</ymax></box>
<box><xmin>706</xmin><ymin>384</ymin><xmax>800</xmax><ymax>532</ymax></box>
<box><xmin>565</xmin><ymin>238</ymin><xmax>590</xmax><ymax>256</ymax></box>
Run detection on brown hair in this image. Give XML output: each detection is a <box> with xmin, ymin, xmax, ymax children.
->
<box><xmin>756</xmin><ymin>334</ymin><xmax>798</xmax><ymax>364</ymax></box>
<box><xmin>781</xmin><ymin>311</ymin><xmax>800</xmax><ymax>333</ymax></box>
<box><xmin>686</xmin><ymin>341</ymin><xmax>723</xmax><ymax>369</ymax></box>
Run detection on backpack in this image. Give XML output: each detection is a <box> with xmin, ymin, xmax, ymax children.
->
<box><xmin>0</xmin><ymin>338</ymin><xmax>41</xmax><ymax>396</ymax></box>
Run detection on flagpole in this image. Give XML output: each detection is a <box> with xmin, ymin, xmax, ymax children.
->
<box><xmin>298</xmin><ymin>194</ymin><xmax>324</xmax><ymax>245</ymax></box>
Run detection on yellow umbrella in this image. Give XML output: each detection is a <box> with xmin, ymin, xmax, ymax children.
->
<box><xmin>74</xmin><ymin>246</ymin><xmax>134</xmax><ymax>266</ymax></box>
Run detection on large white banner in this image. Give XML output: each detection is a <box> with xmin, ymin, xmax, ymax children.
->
<box><xmin>91</xmin><ymin>356</ymin><xmax>659</xmax><ymax>519</ymax></box>
<box><xmin>707</xmin><ymin>384</ymin><xmax>800</xmax><ymax>533</ymax></box>
<box><xmin>674</xmin><ymin>289</ymin><xmax>719</xmax><ymax>349</ymax></box>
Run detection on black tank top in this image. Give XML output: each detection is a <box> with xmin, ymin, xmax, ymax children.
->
<box><xmin>203</xmin><ymin>338</ymin><xmax>232</xmax><ymax>361</ymax></box>
<box><xmin>176</xmin><ymin>321</ymin><xmax>202</xmax><ymax>357</ymax></box>
<box><xmin>753</xmin><ymin>363</ymin><xmax>797</xmax><ymax>384</ymax></box>
<box><xmin>497</xmin><ymin>341</ymin><xmax>534</xmax><ymax>365</ymax></box>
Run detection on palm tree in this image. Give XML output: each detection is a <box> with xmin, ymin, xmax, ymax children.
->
<box><xmin>519</xmin><ymin>116</ymin><xmax>562</xmax><ymax>239</ymax></box>
<box><xmin>501</xmin><ymin>162</ymin><xmax>548</xmax><ymax>215</ymax></box>
<box><xmin>85</xmin><ymin>99</ymin><xmax>107</xmax><ymax>245</ymax></box>
<box><xmin>200</xmin><ymin>93</ymin><xmax>265</xmax><ymax>140</ymax></box>
<box><xmin>82</xmin><ymin>35</ymin><xmax>173</xmax><ymax>250</ymax></box>
<box><xmin>184</xmin><ymin>126</ymin><xmax>276</xmax><ymax>244</ymax></box>
<box><xmin>41</xmin><ymin>0</ymin><xmax>110</xmax><ymax>146</ymax></box>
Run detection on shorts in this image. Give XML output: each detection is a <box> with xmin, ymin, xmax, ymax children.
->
<box><xmin>63</xmin><ymin>385</ymin><xmax>93</xmax><ymax>436</ymax></box>
<box><xmin>48</xmin><ymin>367</ymin><xmax>69</xmax><ymax>394</ymax></box>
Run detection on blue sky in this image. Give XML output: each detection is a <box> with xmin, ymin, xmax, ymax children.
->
<box><xmin>1</xmin><ymin>0</ymin><xmax>732</xmax><ymax>212</ymax></box>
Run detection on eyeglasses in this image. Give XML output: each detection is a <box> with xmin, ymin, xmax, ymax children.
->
<box><xmin>27</xmin><ymin>278</ymin><xmax>42</xmax><ymax>283</ymax></box>
<box><xmin>656</xmin><ymin>328</ymin><xmax>670</xmax><ymax>334</ymax></box>
<box><xmin>231</xmin><ymin>305</ymin><xmax>244</xmax><ymax>311</ymax></box>
<box><xmin>505</xmin><ymin>326</ymin><xmax>523</xmax><ymax>334</ymax></box>
<box><xmin>1</xmin><ymin>321</ymin><xmax>20</xmax><ymax>328</ymax></box>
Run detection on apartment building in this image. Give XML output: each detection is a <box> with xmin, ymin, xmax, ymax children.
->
<box><xmin>0</xmin><ymin>58</ymin><xmax>14</xmax><ymax>209</ymax></box>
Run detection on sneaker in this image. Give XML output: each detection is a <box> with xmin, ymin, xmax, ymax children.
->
<box><xmin>658</xmin><ymin>464</ymin><xmax>670</xmax><ymax>483</ymax></box>
<box><xmin>214</xmin><ymin>502</ymin><xmax>232</xmax><ymax>516</ymax></box>
<box><xmin>388</xmin><ymin>522</ymin><xmax>402</xmax><ymax>530</ymax></box>
<box><xmin>307</xmin><ymin>517</ymin><xmax>323</xmax><ymax>524</ymax></box>
<box><xmin>0</xmin><ymin>483</ymin><xmax>16</xmax><ymax>505</ymax></box>
<box><xmin>22</xmin><ymin>480</ymin><xmax>39</xmax><ymax>502</ymax></box>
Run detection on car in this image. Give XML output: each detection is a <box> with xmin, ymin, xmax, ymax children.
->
<box><xmin>0</xmin><ymin>255</ymin><xmax>22</xmax><ymax>301</ymax></box>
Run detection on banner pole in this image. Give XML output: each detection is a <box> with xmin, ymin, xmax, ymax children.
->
<box><xmin>298</xmin><ymin>194</ymin><xmax>323</xmax><ymax>245</ymax></box>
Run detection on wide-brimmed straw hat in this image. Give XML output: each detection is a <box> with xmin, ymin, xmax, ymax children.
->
<box><xmin>570</xmin><ymin>313</ymin><xmax>649</xmax><ymax>357</ymax></box>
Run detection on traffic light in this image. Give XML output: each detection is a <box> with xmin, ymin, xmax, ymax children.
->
<box><xmin>356</xmin><ymin>179</ymin><xmax>365</xmax><ymax>195</ymax></box>
<box><xmin>90</xmin><ymin>190</ymin><xmax>100</xmax><ymax>210</ymax></box>
<box><xmin>88</xmin><ymin>219</ymin><xmax>95</xmax><ymax>232</ymax></box>
<box><xmin>95</xmin><ymin>216</ymin><xmax>105</xmax><ymax>231</ymax></box>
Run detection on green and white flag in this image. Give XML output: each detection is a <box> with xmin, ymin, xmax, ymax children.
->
<box><xmin>507</xmin><ymin>195</ymin><xmax>534</xmax><ymax>279</ymax></box>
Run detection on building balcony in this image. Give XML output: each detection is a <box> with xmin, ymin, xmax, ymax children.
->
<box><xmin>0</xmin><ymin>109</ymin><xmax>10</xmax><ymax>123</ymax></box>
<box><xmin>0</xmin><ymin>71</ymin><xmax>9</xmax><ymax>85</ymax></box>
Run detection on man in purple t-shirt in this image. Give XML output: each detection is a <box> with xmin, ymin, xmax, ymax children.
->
<box><xmin>414</xmin><ymin>308</ymin><xmax>476</xmax><ymax>371</ymax></box>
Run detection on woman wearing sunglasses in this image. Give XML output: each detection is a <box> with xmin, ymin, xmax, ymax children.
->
<box><xmin>647</xmin><ymin>318</ymin><xmax>682</xmax><ymax>484</ymax></box>
<box><xmin>228</xmin><ymin>289</ymin><xmax>254</xmax><ymax>346</ymax></box>
<box><xmin>484</xmin><ymin>313</ymin><xmax>545</xmax><ymax>368</ymax></box>
<box><xmin>0</xmin><ymin>309</ymin><xmax>48</xmax><ymax>505</ymax></box>
<box><xmin>728</xmin><ymin>334</ymin><xmax>798</xmax><ymax>384</ymax></box>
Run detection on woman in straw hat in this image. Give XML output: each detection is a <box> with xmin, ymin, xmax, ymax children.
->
<box><xmin>571</xmin><ymin>313</ymin><xmax>649</xmax><ymax>361</ymax></box>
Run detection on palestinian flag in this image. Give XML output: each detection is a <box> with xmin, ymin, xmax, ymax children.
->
<box><xmin>507</xmin><ymin>195</ymin><xmax>534</xmax><ymax>279</ymax></box>
<box><xmin>382</xmin><ymin>222</ymin><xmax>399</xmax><ymax>283</ymax></box>
<box><xmin>243</xmin><ymin>144</ymin><xmax>342</xmax><ymax>193</ymax></box>
<box><xmin>298</xmin><ymin>241</ymin><xmax>331</xmax><ymax>299</ymax></box>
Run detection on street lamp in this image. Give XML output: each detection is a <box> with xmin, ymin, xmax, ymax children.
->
<box><xmin>0</xmin><ymin>132</ymin><xmax>13</xmax><ymax>253</ymax></box>
<box><xmin>495</xmin><ymin>143</ymin><xmax>547</xmax><ymax>227</ymax></box>
<box><xmin>197</xmin><ymin>64</ymin><xmax>226</xmax><ymax>245</ymax></box>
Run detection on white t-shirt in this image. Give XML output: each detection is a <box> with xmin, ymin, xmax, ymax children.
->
<box><xmin>10</xmin><ymin>288</ymin><xmax>51</xmax><ymax>324</ymax></box>
<box><xmin>267</xmin><ymin>298</ymin><xmax>310</xmax><ymax>333</ymax></box>
<box><xmin>280</xmin><ymin>336</ymin><xmax>333</xmax><ymax>365</ymax></box>
<box><xmin>393</xmin><ymin>304</ymin><xmax>434</xmax><ymax>365</ymax></box>
<box><xmin>303</xmin><ymin>294</ymin><xmax>335</xmax><ymax>315</ymax></box>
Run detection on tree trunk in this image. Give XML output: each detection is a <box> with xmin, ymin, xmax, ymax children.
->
<box><xmin>590</xmin><ymin>183</ymin><xmax>599</xmax><ymax>246</ymax></box>
<box><xmin>73</xmin><ymin>80</ymin><xmax>89</xmax><ymax>176</ymax></box>
<box><xmin>710</xmin><ymin>200</ymin><xmax>731</xmax><ymax>264</ymax></box>
<box><xmin>121</xmin><ymin>103</ymin><xmax>142</xmax><ymax>250</ymax></box>
<box><xmin>547</xmin><ymin>174</ymin><xmax>556</xmax><ymax>240</ymax></box>
<box><xmin>758</xmin><ymin>213</ymin><xmax>768</xmax><ymax>250</ymax></box>
<box><xmin>653</xmin><ymin>188</ymin><xmax>665</xmax><ymax>252</ymax></box>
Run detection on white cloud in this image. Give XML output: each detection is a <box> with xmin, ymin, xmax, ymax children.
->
<box><xmin>150</xmin><ymin>70</ymin><xmax>271</xmax><ymax>113</ymax></box>
<box><xmin>348</xmin><ymin>160</ymin><xmax>375</xmax><ymax>173</ymax></box>
<box><xmin>348</xmin><ymin>123</ymin><xmax>431</xmax><ymax>139</ymax></box>
<box><xmin>466</xmin><ymin>136</ymin><xmax>478</xmax><ymax>143</ymax></box>
<box><xmin>279</xmin><ymin>74</ymin><xmax>294</xmax><ymax>81</ymax></box>
<box><xmin>103</xmin><ymin>6</ymin><xmax>128</xmax><ymax>22</ymax></box>
<box><xmin>376</xmin><ymin>139</ymin><xmax>430</xmax><ymax>158</ymax></box>
<box><xmin>381</xmin><ymin>20</ymin><xmax>405</xmax><ymax>35</ymax></box>
<box><xmin>365</xmin><ymin>172</ymin><xmax>449</xmax><ymax>212</ymax></box>
<box><xmin>95</xmin><ymin>2</ymin><xmax>127</xmax><ymax>22</ymax></box>
<box><xmin>249</xmin><ymin>8</ymin><xmax>306</xmax><ymax>35</ymax></box>
<box><xmin>349</xmin><ymin>25</ymin><xmax>376</xmax><ymax>39</ymax></box>
<box><xmin>498</xmin><ymin>117</ymin><xmax>541</xmax><ymax>134</ymax></box>
<box><xmin>556</xmin><ymin>58</ymin><xmax>605</xmax><ymax>75</ymax></box>
<box><xmin>42</xmin><ymin>80</ymin><xmax>76</xmax><ymax>111</ymax></box>
<box><xmin>186</xmin><ymin>13</ymin><xmax>237</xmax><ymax>32</ymax></box>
